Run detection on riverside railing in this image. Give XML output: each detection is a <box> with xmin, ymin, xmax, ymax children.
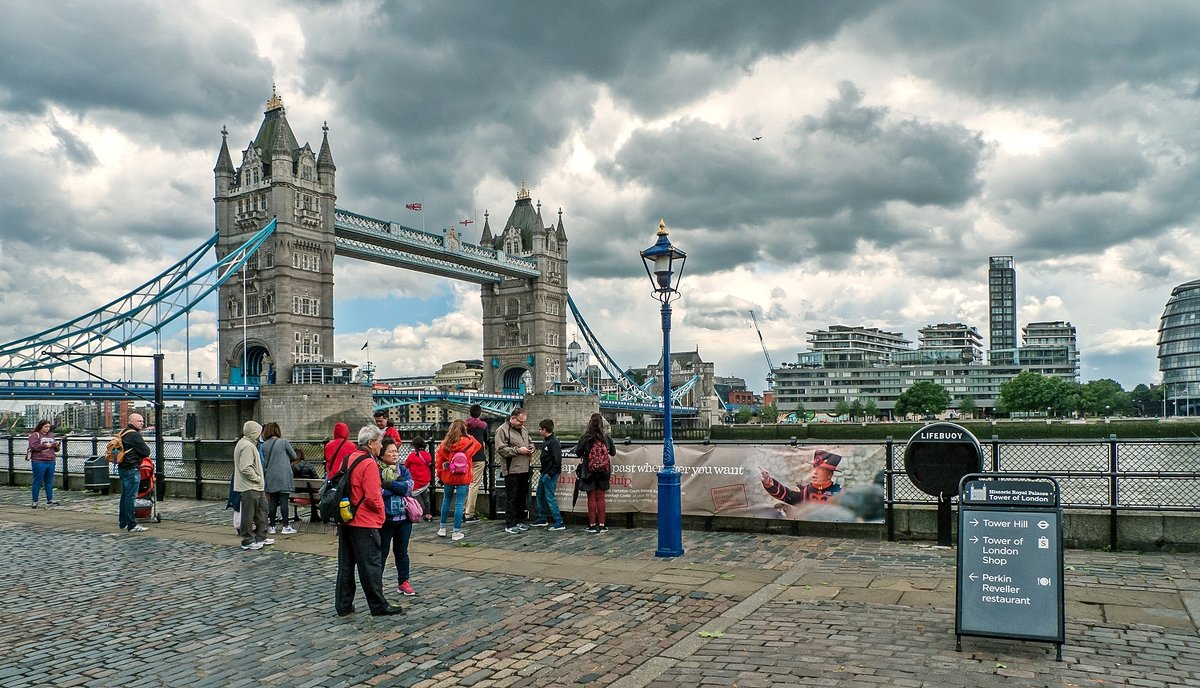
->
<box><xmin>5</xmin><ymin>434</ymin><xmax>1197</xmax><ymax>549</ymax></box>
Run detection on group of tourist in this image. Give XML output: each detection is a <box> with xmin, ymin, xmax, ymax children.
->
<box><xmin>25</xmin><ymin>404</ymin><xmax>617</xmax><ymax>620</ymax></box>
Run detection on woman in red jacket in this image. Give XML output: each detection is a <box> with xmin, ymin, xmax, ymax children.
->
<box><xmin>435</xmin><ymin>419</ymin><xmax>481</xmax><ymax>541</ymax></box>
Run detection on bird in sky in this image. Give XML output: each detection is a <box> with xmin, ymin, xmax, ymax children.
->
<box><xmin>752</xmin><ymin>136</ymin><xmax>762</xmax><ymax>140</ymax></box>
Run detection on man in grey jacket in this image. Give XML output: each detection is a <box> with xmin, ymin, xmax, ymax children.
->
<box><xmin>234</xmin><ymin>420</ymin><xmax>273</xmax><ymax>551</ymax></box>
<box><xmin>494</xmin><ymin>408</ymin><xmax>534</xmax><ymax>534</ymax></box>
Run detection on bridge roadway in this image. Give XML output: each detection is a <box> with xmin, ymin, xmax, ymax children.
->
<box><xmin>0</xmin><ymin>379</ymin><xmax>698</xmax><ymax>415</ymax></box>
<box><xmin>1</xmin><ymin>485</ymin><xmax>1197</xmax><ymax>687</ymax></box>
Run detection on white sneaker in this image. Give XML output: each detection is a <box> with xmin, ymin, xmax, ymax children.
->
<box><xmin>130</xmin><ymin>525</ymin><xmax>149</xmax><ymax>533</ymax></box>
<box><xmin>259</xmin><ymin>538</ymin><xmax>275</xmax><ymax>546</ymax></box>
<box><xmin>241</xmin><ymin>541</ymin><xmax>264</xmax><ymax>551</ymax></box>
<box><xmin>452</xmin><ymin>531</ymin><xmax>465</xmax><ymax>541</ymax></box>
<box><xmin>280</xmin><ymin>526</ymin><xmax>298</xmax><ymax>535</ymax></box>
<box><xmin>437</xmin><ymin>527</ymin><xmax>447</xmax><ymax>537</ymax></box>
<box><xmin>268</xmin><ymin>526</ymin><xmax>277</xmax><ymax>534</ymax></box>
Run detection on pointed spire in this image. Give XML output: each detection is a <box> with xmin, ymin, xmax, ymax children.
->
<box><xmin>214</xmin><ymin>124</ymin><xmax>234</xmax><ymax>174</ymax></box>
<box><xmin>480</xmin><ymin>210</ymin><xmax>493</xmax><ymax>245</ymax></box>
<box><xmin>536</xmin><ymin>199</ymin><xmax>543</xmax><ymax>227</ymax></box>
<box><xmin>556</xmin><ymin>207</ymin><xmax>567</xmax><ymax>240</ymax></box>
<box><xmin>317</xmin><ymin>120</ymin><xmax>335</xmax><ymax>170</ymax></box>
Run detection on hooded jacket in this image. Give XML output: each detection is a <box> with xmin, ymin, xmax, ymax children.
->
<box><xmin>233</xmin><ymin>420</ymin><xmax>265</xmax><ymax>492</ymax></box>
<box><xmin>324</xmin><ymin>422</ymin><xmax>355</xmax><ymax>476</ymax></box>
<box><xmin>464</xmin><ymin>416</ymin><xmax>489</xmax><ymax>462</ymax></box>
<box><xmin>494</xmin><ymin>419</ymin><xmax>533</xmax><ymax>475</ymax></box>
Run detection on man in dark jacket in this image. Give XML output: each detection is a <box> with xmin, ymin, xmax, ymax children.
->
<box><xmin>117</xmin><ymin>413</ymin><xmax>152</xmax><ymax>533</ymax></box>
<box><xmin>530</xmin><ymin>418</ymin><xmax>564</xmax><ymax>530</ymax></box>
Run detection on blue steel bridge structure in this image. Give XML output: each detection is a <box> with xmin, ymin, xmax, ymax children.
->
<box><xmin>0</xmin><ymin>211</ymin><xmax>698</xmax><ymax>418</ymax></box>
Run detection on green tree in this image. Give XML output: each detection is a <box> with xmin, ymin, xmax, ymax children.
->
<box><xmin>759</xmin><ymin>402</ymin><xmax>779</xmax><ymax>424</ymax></box>
<box><xmin>832</xmin><ymin>399</ymin><xmax>851</xmax><ymax>418</ymax></box>
<box><xmin>958</xmin><ymin>397</ymin><xmax>977</xmax><ymax>418</ymax></box>
<box><xmin>896</xmin><ymin>381</ymin><xmax>952</xmax><ymax>417</ymax></box>
<box><xmin>734</xmin><ymin>407</ymin><xmax>753</xmax><ymax>424</ymax></box>
<box><xmin>1129</xmin><ymin>383</ymin><xmax>1159</xmax><ymax>416</ymax></box>
<box><xmin>848</xmin><ymin>399</ymin><xmax>865</xmax><ymax>420</ymax></box>
<box><xmin>863</xmin><ymin>399</ymin><xmax>879</xmax><ymax>420</ymax></box>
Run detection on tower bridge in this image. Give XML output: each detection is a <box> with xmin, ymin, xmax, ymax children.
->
<box><xmin>0</xmin><ymin>90</ymin><xmax>715</xmax><ymax>435</ymax></box>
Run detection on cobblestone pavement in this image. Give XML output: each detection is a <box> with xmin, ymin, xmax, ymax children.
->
<box><xmin>2</xmin><ymin>486</ymin><xmax>1198</xmax><ymax>687</ymax></box>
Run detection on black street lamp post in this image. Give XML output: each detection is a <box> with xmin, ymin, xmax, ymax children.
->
<box><xmin>640</xmin><ymin>219</ymin><xmax>687</xmax><ymax>558</ymax></box>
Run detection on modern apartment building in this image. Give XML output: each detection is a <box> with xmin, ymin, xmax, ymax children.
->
<box><xmin>774</xmin><ymin>320</ymin><xmax>1078</xmax><ymax>416</ymax></box>
<box><xmin>989</xmin><ymin>256</ymin><xmax>1018</xmax><ymax>353</ymax></box>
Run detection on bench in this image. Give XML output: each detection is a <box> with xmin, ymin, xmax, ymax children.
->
<box><xmin>289</xmin><ymin>477</ymin><xmax>324</xmax><ymax>523</ymax></box>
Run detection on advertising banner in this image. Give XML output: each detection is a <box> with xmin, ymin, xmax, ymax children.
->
<box><xmin>554</xmin><ymin>443</ymin><xmax>885</xmax><ymax>522</ymax></box>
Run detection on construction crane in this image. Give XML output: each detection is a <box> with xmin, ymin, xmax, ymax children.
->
<box><xmin>748</xmin><ymin>310</ymin><xmax>776</xmax><ymax>390</ymax></box>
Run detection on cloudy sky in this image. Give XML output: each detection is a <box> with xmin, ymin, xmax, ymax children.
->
<box><xmin>2</xmin><ymin>0</ymin><xmax>1198</xmax><ymax>392</ymax></box>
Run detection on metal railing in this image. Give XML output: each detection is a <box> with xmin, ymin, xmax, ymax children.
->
<box><xmin>6</xmin><ymin>434</ymin><xmax>1197</xmax><ymax>549</ymax></box>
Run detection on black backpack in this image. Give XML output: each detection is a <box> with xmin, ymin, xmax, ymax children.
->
<box><xmin>318</xmin><ymin>452</ymin><xmax>369</xmax><ymax>523</ymax></box>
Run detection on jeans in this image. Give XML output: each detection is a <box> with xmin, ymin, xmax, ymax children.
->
<box><xmin>335</xmin><ymin>525</ymin><xmax>390</xmax><ymax>615</ymax></box>
<box><xmin>267</xmin><ymin>492</ymin><xmax>290</xmax><ymax>528</ymax></box>
<box><xmin>118</xmin><ymin>466</ymin><xmax>139</xmax><ymax>530</ymax></box>
<box><xmin>504</xmin><ymin>472</ymin><xmax>531</xmax><ymax>527</ymax></box>
<box><xmin>31</xmin><ymin>461</ymin><xmax>55</xmax><ymax>503</ymax></box>
<box><xmin>536</xmin><ymin>472</ymin><xmax>563</xmax><ymax>526</ymax></box>
<box><xmin>379</xmin><ymin>519</ymin><xmax>413</xmax><ymax>584</ymax></box>
<box><xmin>440</xmin><ymin>483</ymin><xmax>468</xmax><ymax>531</ymax></box>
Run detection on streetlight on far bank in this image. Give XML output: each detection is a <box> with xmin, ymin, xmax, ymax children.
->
<box><xmin>640</xmin><ymin>218</ymin><xmax>687</xmax><ymax>559</ymax></box>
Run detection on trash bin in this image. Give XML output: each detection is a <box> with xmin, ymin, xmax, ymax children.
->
<box><xmin>83</xmin><ymin>455</ymin><xmax>111</xmax><ymax>494</ymax></box>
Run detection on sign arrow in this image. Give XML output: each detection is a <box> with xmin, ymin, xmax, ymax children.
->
<box><xmin>970</xmin><ymin>518</ymin><xmax>979</xmax><ymax>526</ymax></box>
<box><xmin>969</xmin><ymin>573</ymin><xmax>978</xmax><ymax>581</ymax></box>
<box><xmin>970</xmin><ymin>536</ymin><xmax>979</xmax><ymax>543</ymax></box>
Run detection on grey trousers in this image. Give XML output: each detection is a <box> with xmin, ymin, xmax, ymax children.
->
<box><xmin>239</xmin><ymin>489</ymin><xmax>268</xmax><ymax>545</ymax></box>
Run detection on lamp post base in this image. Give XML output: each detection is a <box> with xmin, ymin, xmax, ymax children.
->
<box><xmin>656</xmin><ymin>468</ymin><xmax>684</xmax><ymax>558</ymax></box>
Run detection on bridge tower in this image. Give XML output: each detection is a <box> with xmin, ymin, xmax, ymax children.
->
<box><xmin>213</xmin><ymin>88</ymin><xmax>336</xmax><ymax>385</ymax></box>
<box><xmin>479</xmin><ymin>185</ymin><xmax>569</xmax><ymax>394</ymax></box>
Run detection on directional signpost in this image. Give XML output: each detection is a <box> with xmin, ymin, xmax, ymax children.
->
<box><xmin>956</xmin><ymin>473</ymin><xmax>1064</xmax><ymax>660</ymax></box>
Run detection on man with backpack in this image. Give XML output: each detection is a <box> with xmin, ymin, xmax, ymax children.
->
<box><xmin>334</xmin><ymin>425</ymin><xmax>404</xmax><ymax>618</ymax></box>
<box><xmin>494</xmin><ymin>408</ymin><xmax>534</xmax><ymax>534</ymax></box>
<box><xmin>116</xmin><ymin>413</ymin><xmax>152</xmax><ymax>533</ymax></box>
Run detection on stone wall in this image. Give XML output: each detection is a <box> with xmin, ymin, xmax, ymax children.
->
<box><xmin>256</xmin><ymin>384</ymin><xmax>375</xmax><ymax>441</ymax></box>
<box><xmin>523</xmin><ymin>393</ymin><xmax>599</xmax><ymax>439</ymax></box>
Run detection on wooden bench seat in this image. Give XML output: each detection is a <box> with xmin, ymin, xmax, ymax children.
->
<box><xmin>289</xmin><ymin>477</ymin><xmax>324</xmax><ymax>523</ymax></box>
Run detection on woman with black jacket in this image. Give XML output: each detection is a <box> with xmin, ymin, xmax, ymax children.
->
<box><xmin>574</xmin><ymin>413</ymin><xmax>615</xmax><ymax>533</ymax></box>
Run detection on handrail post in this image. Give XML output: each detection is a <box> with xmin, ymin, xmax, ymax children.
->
<box><xmin>991</xmin><ymin>435</ymin><xmax>1001</xmax><ymax>472</ymax></box>
<box><xmin>60</xmin><ymin>438</ymin><xmax>69</xmax><ymax>492</ymax></box>
<box><xmin>1109</xmin><ymin>434</ymin><xmax>1119</xmax><ymax>551</ymax></box>
<box><xmin>885</xmin><ymin>436</ymin><xmax>895</xmax><ymax>542</ymax></box>
<box><xmin>194</xmin><ymin>437</ymin><xmax>204</xmax><ymax>501</ymax></box>
<box><xmin>7</xmin><ymin>435</ymin><xmax>15</xmax><ymax>486</ymax></box>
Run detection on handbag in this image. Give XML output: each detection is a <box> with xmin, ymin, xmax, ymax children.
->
<box><xmin>403</xmin><ymin>495</ymin><xmax>423</xmax><ymax>521</ymax></box>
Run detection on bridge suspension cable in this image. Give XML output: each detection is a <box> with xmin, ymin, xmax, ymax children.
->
<box><xmin>0</xmin><ymin>219</ymin><xmax>278</xmax><ymax>375</ymax></box>
<box><xmin>566</xmin><ymin>294</ymin><xmax>656</xmax><ymax>403</ymax></box>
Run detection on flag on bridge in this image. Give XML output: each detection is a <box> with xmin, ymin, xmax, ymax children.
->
<box><xmin>405</xmin><ymin>203</ymin><xmax>422</xmax><ymax>211</ymax></box>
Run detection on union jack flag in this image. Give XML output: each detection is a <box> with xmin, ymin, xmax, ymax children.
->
<box><xmin>405</xmin><ymin>203</ymin><xmax>422</xmax><ymax>211</ymax></box>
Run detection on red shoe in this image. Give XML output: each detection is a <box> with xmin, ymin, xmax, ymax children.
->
<box><xmin>398</xmin><ymin>580</ymin><xmax>416</xmax><ymax>596</ymax></box>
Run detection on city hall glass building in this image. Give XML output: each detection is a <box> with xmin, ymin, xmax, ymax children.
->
<box><xmin>1158</xmin><ymin>280</ymin><xmax>1200</xmax><ymax>416</ymax></box>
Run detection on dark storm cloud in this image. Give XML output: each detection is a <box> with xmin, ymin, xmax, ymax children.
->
<box><xmin>295</xmin><ymin>2</ymin><xmax>884</xmax><ymax>225</ymax></box>
<box><xmin>47</xmin><ymin>118</ymin><xmax>98</xmax><ymax>168</ymax></box>
<box><xmin>598</xmin><ymin>82</ymin><xmax>985</xmax><ymax>272</ymax></box>
<box><xmin>0</xmin><ymin>1</ymin><xmax>270</xmax><ymax>123</ymax></box>
<box><xmin>857</xmin><ymin>0</ymin><xmax>1200</xmax><ymax>102</ymax></box>
<box><xmin>989</xmin><ymin>136</ymin><xmax>1152</xmax><ymax>208</ymax></box>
